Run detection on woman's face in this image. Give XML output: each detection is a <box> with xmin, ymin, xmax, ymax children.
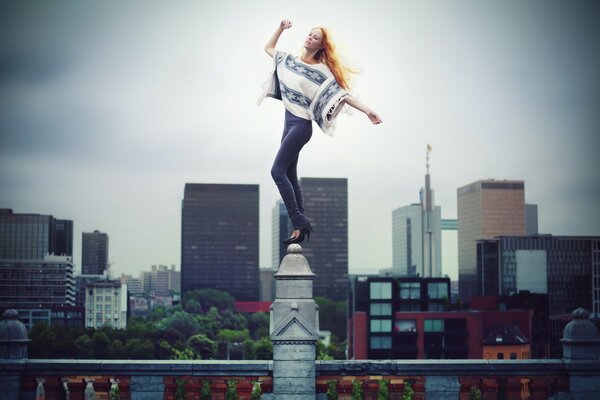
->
<box><xmin>304</xmin><ymin>28</ymin><xmax>323</xmax><ymax>52</ymax></box>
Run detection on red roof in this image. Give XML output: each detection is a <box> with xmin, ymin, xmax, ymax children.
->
<box><xmin>234</xmin><ymin>301</ymin><xmax>271</xmax><ymax>313</ymax></box>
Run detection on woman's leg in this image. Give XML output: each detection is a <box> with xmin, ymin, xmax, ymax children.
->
<box><xmin>271</xmin><ymin>112</ymin><xmax>312</xmax><ymax>230</ymax></box>
<box><xmin>286</xmin><ymin>156</ymin><xmax>305</xmax><ymax>215</ymax></box>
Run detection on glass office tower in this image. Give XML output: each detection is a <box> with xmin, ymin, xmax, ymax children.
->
<box><xmin>181</xmin><ymin>183</ymin><xmax>259</xmax><ymax>301</ymax></box>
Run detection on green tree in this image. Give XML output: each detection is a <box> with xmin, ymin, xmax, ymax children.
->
<box><xmin>218</xmin><ymin>329</ymin><xmax>250</xmax><ymax>360</ymax></box>
<box><xmin>188</xmin><ymin>334</ymin><xmax>216</xmax><ymax>359</ymax></box>
<box><xmin>246</xmin><ymin>312</ymin><xmax>270</xmax><ymax>340</ymax></box>
<box><xmin>254</xmin><ymin>337</ymin><xmax>273</xmax><ymax>359</ymax></box>
<box><xmin>29</xmin><ymin>323</ymin><xmax>56</xmax><ymax>358</ymax></box>
<box><xmin>182</xmin><ymin>288</ymin><xmax>235</xmax><ymax>312</ymax></box>
<box><xmin>243</xmin><ymin>339</ymin><xmax>256</xmax><ymax>360</ymax></box>
<box><xmin>157</xmin><ymin>311</ymin><xmax>200</xmax><ymax>339</ymax></box>
<box><xmin>184</xmin><ymin>299</ymin><xmax>202</xmax><ymax>314</ymax></box>
<box><xmin>315</xmin><ymin>297</ymin><xmax>347</xmax><ymax>340</ymax></box>
<box><xmin>74</xmin><ymin>334</ymin><xmax>94</xmax><ymax>358</ymax></box>
<box><xmin>92</xmin><ymin>330</ymin><xmax>112</xmax><ymax>358</ymax></box>
<box><xmin>317</xmin><ymin>340</ymin><xmax>333</xmax><ymax>360</ymax></box>
<box><xmin>124</xmin><ymin>338</ymin><xmax>154</xmax><ymax>359</ymax></box>
<box><xmin>197</xmin><ymin>307</ymin><xmax>223</xmax><ymax>338</ymax></box>
<box><xmin>111</xmin><ymin>339</ymin><xmax>124</xmax><ymax>359</ymax></box>
<box><xmin>221</xmin><ymin>309</ymin><xmax>248</xmax><ymax>331</ymax></box>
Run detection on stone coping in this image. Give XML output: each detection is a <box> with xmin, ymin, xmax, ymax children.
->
<box><xmin>2</xmin><ymin>359</ymin><xmax>599</xmax><ymax>377</ymax></box>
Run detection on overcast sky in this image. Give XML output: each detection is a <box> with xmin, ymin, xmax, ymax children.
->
<box><xmin>1</xmin><ymin>0</ymin><xmax>599</xmax><ymax>281</ymax></box>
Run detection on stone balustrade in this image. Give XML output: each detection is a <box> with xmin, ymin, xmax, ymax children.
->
<box><xmin>2</xmin><ymin>245</ymin><xmax>600</xmax><ymax>399</ymax></box>
<box><xmin>1</xmin><ymin>358</ymin><xmax>600</xmax><ymax>399</ymax></box>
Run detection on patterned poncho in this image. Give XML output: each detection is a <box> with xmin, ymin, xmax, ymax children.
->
<box><xmin>258</xmin><ymin>50</ymin><xmax>348</xmax><ymax>136</ymax></box>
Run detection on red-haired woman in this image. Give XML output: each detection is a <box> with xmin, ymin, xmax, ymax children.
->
<box><xmin>260</xmin><ymin>19</ymin><xmax>382</xmax><ymax>245</ymax></box>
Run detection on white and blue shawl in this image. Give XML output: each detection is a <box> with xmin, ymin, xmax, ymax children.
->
<box><xmin>258</xmin><ymin>50</ymin><xmax>348</xmax><ymax>136</ymax></box>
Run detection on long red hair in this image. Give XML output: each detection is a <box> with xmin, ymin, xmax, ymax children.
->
<box><xmin>313</xmin><ymin>27</ymin><xmax>354</xmax><ymax>90</ymax></box>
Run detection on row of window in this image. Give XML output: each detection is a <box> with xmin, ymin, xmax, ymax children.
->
<box><xmin>370</xmin><ymin>282</ymin><xmax>448</xmax><ymax>300</ymax></box>
<box><xmin>369</xmin><ymin>319</ymin><xmax>446</xmax><ymax>333</ymax></box>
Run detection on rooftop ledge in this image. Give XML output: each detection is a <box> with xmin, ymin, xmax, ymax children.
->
<box><xmin>2</xmin><ymin>358</ymin><xmax>600</xmax><ymax>376</ymax></box>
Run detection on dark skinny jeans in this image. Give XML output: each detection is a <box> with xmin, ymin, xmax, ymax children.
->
<box><xmin>271</xmin><ymin>110</ymin><xmax>312</xmax><ymax>230</ymax></box>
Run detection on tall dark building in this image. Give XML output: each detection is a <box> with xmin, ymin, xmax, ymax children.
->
<box><xmin>81</xmin><ymin>230</ymin><xmax>109</xmax><ymax>275</ymax></box>
<box><xmin>299</xmin><ymin>177</ymin><xmax>348</xmax><ymax>301</ymax></box>
<box><xmin>476</xmin><ymin>235</ymin><xmax>598</xmax><ymax>315</ymax></box>
<box><xmin>0</xmin><ymin>209</ymin><xmax>73</xmax><ymax>260</ymax></box>
<box><xmin>181</xmin><ymin>184</ymin><xmax>259</xmax><ymax>301</ymax></box>
<box><xmin>272</xmin><ymin>200</ymin><xmax>292</xmax><ymax>269</ymax></box>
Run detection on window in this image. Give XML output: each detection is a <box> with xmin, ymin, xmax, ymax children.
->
<box><xmin>399</xmin><ymin>282</ymin><xmax>420</xmax><ymax>299</ymax></box>
<box><xmin>510</xmin><ymin>352</ymin><xmax>517</xmax><ymax>360</ymax></box>
<box><xmin>370</xmin><ymin>336</ymin><xmax>392</xmax><ymax>349</ymax></box>
<box><xmin>395</xmin><ymin>319</ymin><xmax>417</xmax><ymax>332</ymax></box>
<box><xmin>370</xmin><ymin>303</ymin><xmax>392</xmax><ymax>316</ymax></box>
<box><xmin>105</xmin><ymin>296</ymin><xmax>112</xmax><ymax>302</ymax></box>
<box><xmin>370</xmin><ymin>282</ymin><xmax>392</xmax><ymax>299</ymax></box>
<box><xmin>497</xmin><ymin>353</ymin><xmax>504</xmax><ymax>359</ymax></box>
<box><xmin>424</xmin><ymin>319</ymin><xmax>444</xmax><ymax>332</ymax></box>
<box><xmin>428</xmin><ymin>303</ymin><xmax>444</xmax><ymax>311</ymax></box>
<box><xmin>427</xmin><ymin>282</ymin><xmax>448</xmax><ymax>299</ymax></box>
<box><xmin>370</xmin><ymin>319</ymin><xmax>392</xmax><ymax>332</ymax></box>
<box><xmin>96</xmin><ymin>296</ymin><xmax>102</xmax><ymax>302</ymax></box>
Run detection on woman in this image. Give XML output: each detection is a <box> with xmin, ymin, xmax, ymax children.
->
<box><xmin>260</xmin><ymin>19</ymin><xmax>382</xmax><ymax>245</ymax></box>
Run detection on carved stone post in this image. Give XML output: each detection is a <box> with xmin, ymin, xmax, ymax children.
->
<box><xmin>561</xmin><ymin>308</ymin><xmax>600</xmax><ymax>399</ymax></box>
<box><xmin>0</xmin><ymin>309</ymin><xmax>30</xmax><ymax>400</ymax></box>
<box><xmin>270</xmin><ymin>244</ymin><xmax>319</xmax><ymax>399</ymax></box>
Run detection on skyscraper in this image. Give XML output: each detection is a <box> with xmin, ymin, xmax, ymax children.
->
<box><xmin>392</xmin><ymin>146</ymin><xmax>442</xmax><ymax>278</ymax></box>
<box><xmin>392</xmin><ymin>204</ymin><xmax>442</xmax><ymax>277</ymax></box>
<box><xmin>181</xmin><ymin>183</ymin><xmax>259</xmax><ymax>301</ymax></box>
<box><xmin>457</xmin><ymin>180</ymin><xmax>526</xmax><ymax>302</ymax></box>
<box><xmin>0</xmin><ymin>209</ymin><xmax>73</xmax><ymax>260</ymax></box>
<box><xmin>272</xmin><ymin>200</ymin><xmax>292</xmax><ymax>268</ymax></box>
<box><xmin>81</xmin><ymin>230</ymin><xmax>109</xmax><ymax>275</ymax></box>
<box><xmin>298</xmin><ymin>177</ymin><xmax>348</xmax><ymax>301</ymax></box>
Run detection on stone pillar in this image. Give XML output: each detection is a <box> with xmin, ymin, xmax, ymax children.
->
<box><xmin>561</xmin><ymin>308</ymin><xmax>600</xmax><ymax>399</ymax></box>
<box><xmin>0</xmin><ymin>309</ymin><xmax>30</xmax><ymax>400</ymax></box>
<box><xmin>425</xmin><ymin>376</ymin><xmax>460</xmax><ymax>400</ymax></box>
<box><xmin>270</xmin><ymin>244</ymin><xmax>319</xmax><ymax>400</ymax></box>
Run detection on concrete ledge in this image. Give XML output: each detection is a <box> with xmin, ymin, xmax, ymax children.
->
<box><xmin>316</xmin><ymin>359</ymin><xmax>572</xmax><ymax>376</ymax></box>
<box><xmin>16</xmin><ymin>359</ymin><xmax>272</xmax><ymax>376</ymax></box>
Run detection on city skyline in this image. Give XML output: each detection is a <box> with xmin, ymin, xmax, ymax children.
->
<box><xmin>1</xmin><ymin>1</ymin><xmax>599</xmax><ymax>280</ymax></box>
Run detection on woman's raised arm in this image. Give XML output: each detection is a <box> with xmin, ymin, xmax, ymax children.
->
<box><xmin>265</xmin><ymin>19</ymin><xmax>292</xmax><ymax>57</ymax></box>
<box><xmin>344</xmin><ymin>95</ymin><xmax>383</xmax><ymax>125</ymax></box>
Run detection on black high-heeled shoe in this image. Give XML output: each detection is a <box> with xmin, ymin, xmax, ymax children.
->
<box><xmin>282</xmin><ymin>223</ymin><xmax>314</xmax><ymax>245</ymax></box>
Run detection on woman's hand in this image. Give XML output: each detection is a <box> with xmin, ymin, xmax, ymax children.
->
<box><xmin>367</xmin><ymin>110</ymin><xmax>382</xmax><ymax>125</ymax></box>
<box><xmin>280</xmin><ymin>19</ymin><xmax>292</xmax><ymax>30</ymax></box>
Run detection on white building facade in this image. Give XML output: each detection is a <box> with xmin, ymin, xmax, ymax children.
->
<box><xmin>85</xmin><ymin>280</ymin><xmax>127</xmax><ymax>329</ymax></box>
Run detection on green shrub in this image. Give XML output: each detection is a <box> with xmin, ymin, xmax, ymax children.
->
<box><xmin>200</xmin><ymin>380</ymin><xmax>211</xmax><ymax>400</ymax></box>
<box><xmin>351</xmin><ymin>380</ymin><xmax>364</xmax><ymax>400</ymax></box>
<box><xmin>226</xmin><ymin>380</ymin><xmax>238</xmax><ymax>400</ymax></box>
<box><xmin>174</xmin><ymin>378</ymin><xmax>186</xmax><ymax>400</ymax></box>
<box><xmin>470</xmin><ymin>386</ymin><xmax>482</xmax><ymax>400</ymax></box>
<box><xmin>377</xmin><ymin>380</ymin><xmax>390</xmax><ymax>400</ymax></box>
<box><xmin>326</xmin><ymin>380</ymin><xmax>338</xmax><ymax>400</ymax></box>
<box><xmin>402</xmin><ymin>381</ymin><xmax>414</xmax><ymax>400</ymax></box>
<box><xmin>250</xmin><ymin>380</ymin><xmax>262</xmax><ymax>400</ymax></box>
